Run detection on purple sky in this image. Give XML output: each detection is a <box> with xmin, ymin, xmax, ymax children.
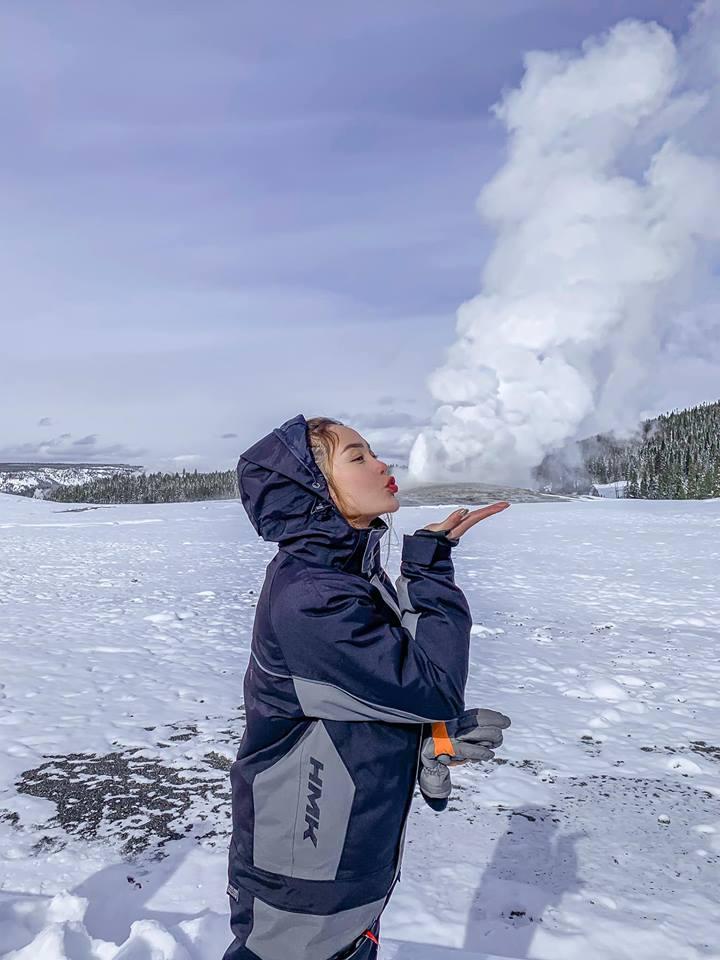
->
<box><xmin>0</xmin><ymin>0</ymin><xmax>706</xmax><ymax>470</ymax></box>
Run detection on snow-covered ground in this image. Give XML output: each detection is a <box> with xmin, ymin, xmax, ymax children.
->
<box><xmin>1</xmin><ymin>493</ymin><xmax>719</xmax><ymax>960</ymax></box>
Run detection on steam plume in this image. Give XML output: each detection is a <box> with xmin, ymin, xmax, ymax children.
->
<box><xmin>409</xmin><ymin>3</ymin><xmax>720</xmax><ymax>485</ymax></box>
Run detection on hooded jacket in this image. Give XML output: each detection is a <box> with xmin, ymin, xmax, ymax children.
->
<box><xmin>224</xmin><ymin>413</ymin><xmax>472</xmax><ymax>960</ymax></box>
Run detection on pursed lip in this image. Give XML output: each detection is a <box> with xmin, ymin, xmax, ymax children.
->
<box><xmin>385</xmin><ymin>476</ymin><xmax>398</xmax><ymax>492</ymax></box>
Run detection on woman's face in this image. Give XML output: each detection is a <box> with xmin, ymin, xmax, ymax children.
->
<box><xmin>326</xmin><ymin>424</ymin><xmax>399</xmax><ymax>527</ymax></box>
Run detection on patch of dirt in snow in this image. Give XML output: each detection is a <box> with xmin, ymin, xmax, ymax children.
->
<box><xmin>4</xmin><ymin>712</ymin><xmax>242</xmax><ymax>860</ymax></box>
<box><xmin>638</xmin><ymin>741</ymin><xmax>720</xmax><ymax>763</ymax></box>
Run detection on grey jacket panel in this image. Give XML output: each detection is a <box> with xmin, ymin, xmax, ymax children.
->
<box><xmin>368</xmin><ymin>573</ymin><xmax>403</xmax><ymax>621</ymax></box>
<box><xmin>253</xmin><ymin>720</ymin><xmax>356</xmax><ymax>880</ymax></box>
<box><xmin>394</xmin><ymin>573</ymin><xmax>421</xmax><ymax>639</ymax></box>
<box><xmin>246</xmin><ymin>893</ymin><xmax>387</xmax><ymax>960</ymax></box>
<box><xmin>291</xmin><ymin>675</ymin><xmax>446</xmax><ymax>724</ymax></box>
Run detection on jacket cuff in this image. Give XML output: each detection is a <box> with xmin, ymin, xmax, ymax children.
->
<box><xmin>402</xmin><ymin>529</ymin><xmax>459</xmax><ymax>565</ymax></box>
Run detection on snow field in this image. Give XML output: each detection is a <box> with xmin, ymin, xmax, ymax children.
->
<box><xmin>1</xmin><ymin>494</ymin><xmax>719</xmax><ymax>958</ymax></box>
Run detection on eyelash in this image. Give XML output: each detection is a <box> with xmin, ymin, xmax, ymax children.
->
<box><xmin>353</xmin><ymin>452</ymin><xmax>376</xmax><ymax>462</ymax></box>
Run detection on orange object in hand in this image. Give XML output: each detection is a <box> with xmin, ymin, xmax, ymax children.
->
<box><xmin>431</xmin><ymin>721</ymin><xmax>456</xmax><ymax>759</ymax></box>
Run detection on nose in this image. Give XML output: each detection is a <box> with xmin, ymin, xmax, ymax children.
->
<box><xmin>378</xmin><ymin>460</ymin><xmax>389</xmax><ymax>473</ymax></box>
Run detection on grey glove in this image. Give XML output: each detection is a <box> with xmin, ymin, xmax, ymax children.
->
<box><xmin>418</xmin><ymin>708</ymin><xmax>511</xmax><ymax>802</ymax></box>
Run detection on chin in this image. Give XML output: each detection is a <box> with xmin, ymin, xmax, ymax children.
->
<box><xmin>383</xmin><ymin>494</ymin><xmax>401</xmax><ymax>513</ymax></box>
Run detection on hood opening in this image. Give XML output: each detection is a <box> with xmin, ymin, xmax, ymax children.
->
<box><xmin>236</xmin><ymin>414</ymin><xmax>389</xmax><ymax>575</ymax></box>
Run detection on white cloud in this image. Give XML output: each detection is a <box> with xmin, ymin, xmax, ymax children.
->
<box><xmin>167</xmin><ymin>454</ymin><xmax>203</xmax><ymax>464</ymax></box>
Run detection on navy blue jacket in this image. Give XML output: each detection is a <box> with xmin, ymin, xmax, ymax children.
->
<box><xmin>224</xmin><ymin>414</ymin><xmax>472</xmax><ymax>960</ymax></box>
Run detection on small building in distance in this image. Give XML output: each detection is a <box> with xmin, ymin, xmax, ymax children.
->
<box><xmin>590</xmin><ymin>479</ymin><xmax>628</xmax><ymax>499</ymax></box>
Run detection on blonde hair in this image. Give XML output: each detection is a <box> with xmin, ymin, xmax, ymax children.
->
<box><xmin>305</xmin><ymin>416</ymin><xmax>360</xmax><ymax>525</ymax></box>
<box><xmin>306</xmin><ymin>416</ymin><xmax>393</xmax><ymax>551</ymax></box>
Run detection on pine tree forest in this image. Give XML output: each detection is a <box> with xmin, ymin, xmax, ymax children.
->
<box><xmin>616</xmin><ymin>400</ymin><xmax>720</xmax><ymax>500</ymax></box>
<box><xmin>533</xmin><ymin>399</ymin><xmax>720</xmax><ymax>500</ymax></box>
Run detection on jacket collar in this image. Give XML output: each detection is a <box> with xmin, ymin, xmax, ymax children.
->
<box><xmin>236</xmin><ymin>413</ymin><xmax>389</xmax><ymax>578</ymax></box>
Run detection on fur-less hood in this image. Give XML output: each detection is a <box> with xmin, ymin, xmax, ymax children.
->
<box><xmin>236</xmin><ymin>412</ymin><xmax>388</xmax><ymax>577</ymax></box>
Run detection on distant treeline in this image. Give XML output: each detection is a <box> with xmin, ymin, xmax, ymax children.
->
<box><xmin>48</xmin><ymin>469</ymin><xmax>240</xmax><ymax>504</ymax></box>
<box><xmin>535</xmin><ymin>399</ymin><xmax>720</xmax><ymax>499</ymax></box>
<box><xmin>45</xmin><ymin>399</ymin><xmax>720</xmax><ymax>504</ymax></box>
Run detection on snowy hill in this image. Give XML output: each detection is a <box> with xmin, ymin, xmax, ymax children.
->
<box><xmin>0</xmin><ymin>494</ymin><xmax>719</xmax><ymax>959</ymax></box>
<box><xmin>0</xmin><ymin>462</ymin><xmax>143</xmax><ymax>498</ymax></box>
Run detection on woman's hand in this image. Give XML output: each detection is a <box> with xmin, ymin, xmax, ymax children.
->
<box><xmin>422</xmin><ymin>502</ymin><xmax>510</xmax><ymax>539</ymax></box>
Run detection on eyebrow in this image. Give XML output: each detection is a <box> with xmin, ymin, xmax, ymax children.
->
<box><xmin>340</xmin><ymin>442</ymin><xmax>370</xmax><ymax>454</ymax></box>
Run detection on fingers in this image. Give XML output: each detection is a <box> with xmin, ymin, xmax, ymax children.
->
<box><xmin>450</xmin><ymin>502</ymin><xmax>510</xmax><ymax>537</ymax></box>
<box><xmin>460</xmin><ymin>729</ymin><xmax>505</xmax><ymax>749</ymax></box>
<box><xmin>457</xmin><ymin>709</ymin><xmax>511</xmax><ymax>746</ymax></box>
<box><xmin>439</xmin><ymin>744</ymin><xmax>495</xmax><ymax>763</ymax></box>
<box><xmin>422</xmin><ymin>503</ymin><xmax>510</xmax><ymax>538</ymax></box>
<box><xmin>463</xmin><ymin>743</ymin><xmax>496</xmax><ymax>761</ymax></box>
<box><xmin>471</xmin><ymin>708</ymin><xmax>512</xmax><ymax>729</ymax></box>
<box><xmin>422</xmin><ymin>507</ymin><xmax>469</xmax><ymax>534</ymax></box>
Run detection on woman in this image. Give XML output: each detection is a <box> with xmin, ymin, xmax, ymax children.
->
<box><xmin>223</xmin><ymin>413</ymin><xmax>511</xmax><ymax>960</ymax></box>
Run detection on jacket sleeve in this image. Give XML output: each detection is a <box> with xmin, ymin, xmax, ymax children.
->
<box><xmin>270</xmin><ymin>529</ymin><xmax>472</xmax><ymax>724</ymax></box>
